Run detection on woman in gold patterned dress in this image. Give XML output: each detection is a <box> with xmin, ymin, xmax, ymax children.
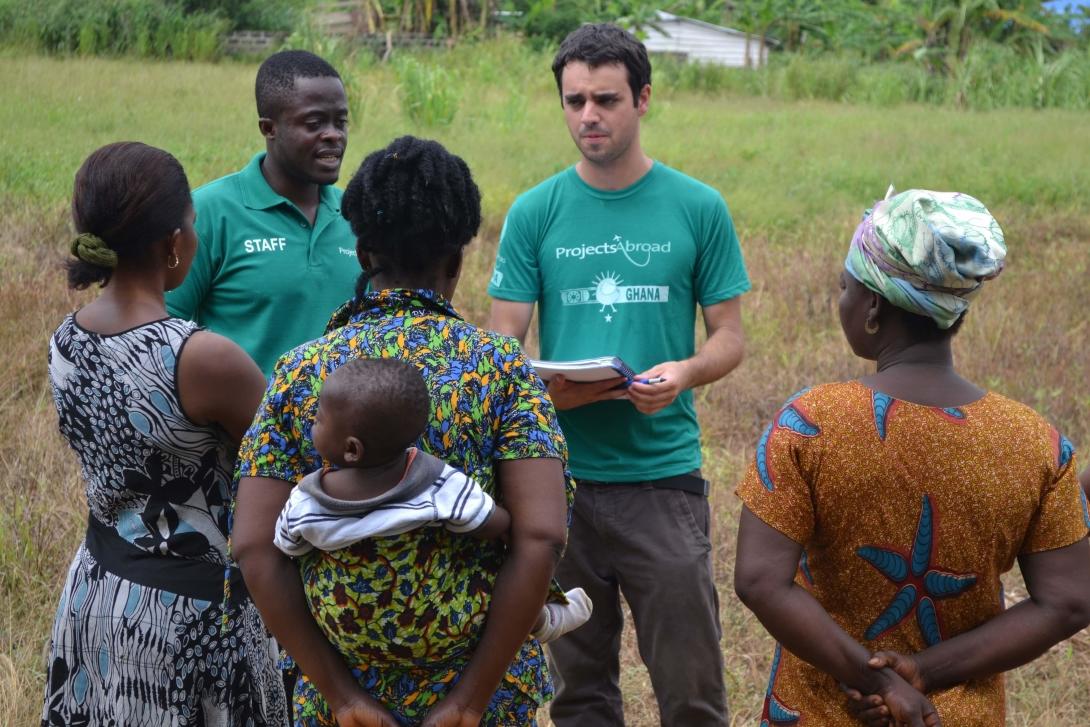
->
<box><xmin>734</xmin><ymin>189</ymin><xmax>1090</xmax><ymax>727</ymax></box>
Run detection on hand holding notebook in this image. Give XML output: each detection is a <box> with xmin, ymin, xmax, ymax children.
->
<box><xmin>530</xmin><ymin>356</ymin><xmax>665</xmax><ymax>385</ymax></box>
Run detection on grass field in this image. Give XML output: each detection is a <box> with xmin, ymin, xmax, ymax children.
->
<box><xmin>2</xmin><ymin>48</ymin><xmax>1090</xmax><ymax>725</ymax></box>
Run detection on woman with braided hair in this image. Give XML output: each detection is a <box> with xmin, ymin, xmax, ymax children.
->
<box><xmin>43</xmin><ymin>142</ymin><xmax>287</xmax><ymax>725</ymax></box>
<box><xmin>232</xmin><ymin>135</ymin><xmax>574</xmax><ymax>727</ymax></box>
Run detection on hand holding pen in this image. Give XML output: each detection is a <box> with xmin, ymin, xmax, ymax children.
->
<box><xmin>627</xmin><ymin>360</ymin><xmax>691</xmax><ymax>415</ymax></box>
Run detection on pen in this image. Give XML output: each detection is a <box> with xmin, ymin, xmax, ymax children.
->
<box><xmin>635</xmin><ymin>376</ymin><xmax>666</xmax><ymax>385</ymax></box>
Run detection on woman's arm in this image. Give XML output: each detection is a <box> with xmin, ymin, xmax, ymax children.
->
<box><xmin>734</xmin><ymin>508</ymin><xmax>941</xmax><ymax>726</ymax></box>
<box><xmin>422</xmin><ymin>457</ymin><xmax>568</xmax><ymax>726</ymax></box>
<box><xmin>867</xmin><ymin>538</ymin><xmax>1090</xmax><ymax>694</ymax></box>
<box><xmin>233</xmin><ymin>476</ymin><xmax>399</xmax><ymax>727</ymax></box>
<box><xmin>176</xmin><ymin>331</ymin><xmax>265</xmax><ymax>442</ymax></box>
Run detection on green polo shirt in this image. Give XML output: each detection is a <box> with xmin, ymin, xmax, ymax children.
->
<box><xmin>167</xmin><ymin>153</ymin><xmax>360</xmax><ymax>374</ymax></box>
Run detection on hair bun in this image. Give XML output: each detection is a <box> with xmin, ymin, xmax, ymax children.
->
<box><xmin>70</xmin><ymin>232</ymin><xmax>119</xmax><ymax>269</ymax></box>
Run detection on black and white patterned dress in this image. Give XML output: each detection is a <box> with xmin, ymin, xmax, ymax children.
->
<box><xmin>42</xmin><ymin>315</ymin><xmax>287</xmax><ymax>727</ymax></box>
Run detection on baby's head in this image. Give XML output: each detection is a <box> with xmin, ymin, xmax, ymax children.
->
<box><xmin>312</xmin><ymin>358</ymin><xmax>430</xmax><ymax>468</ymax></box>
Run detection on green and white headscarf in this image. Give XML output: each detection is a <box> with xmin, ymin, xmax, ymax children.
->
<box><xmin>845</xmin><ymin>189</ymin><xmax>1006</xmax><ymax>329</ymax></box>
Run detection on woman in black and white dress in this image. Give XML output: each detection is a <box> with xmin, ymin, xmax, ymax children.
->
<box><xmin>42</xmin><ymin>142</ymin><xmax>287</xmax><ymax>726</ymax></box>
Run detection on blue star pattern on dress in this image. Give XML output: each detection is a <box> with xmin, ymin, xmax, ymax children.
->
<box><xmin>932</xmin><ymin>406</ymin><xmax>969</xmax><ymax>425</ymax></box>
<box><xmin>1050</xmin><ymin>428</ymin><xmax>1082</xmax><ymax>528</ymax></box>
<box><xmin>857</xmin><ymin>495</ymin><xmax>978</xmax><ymax>645</ymax></box>
<box><xmin>798</xmin><ymin>549</ymin><xmax>814</xmax><ymax>587</ymax></box>
<box><xmin>760</xmin><ymin>644</ymin><xmax>801</xmax><ymax>726</ymax></box>
<box><xmin>757</xmin><ymin>388</ymin><xmax>819</xmax><ymax>491</ymax></box>
<box><xmin>1053</xmin><ymin>430</ymin><xmax>1074</xmax><ymax>470</ymax></box>
<box><xmin>871</xmin><ymin>391</ymin><xmax>898</xmax><ymax>440</ymax></box>
<box><xmin>873</xmin><ymin>391</ymin><xmax>970</xmax><ymax>439</ymax></box>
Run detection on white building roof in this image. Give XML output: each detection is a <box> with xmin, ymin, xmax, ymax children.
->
<box><xmin>641</xmin><ymin>11</ymin><xmax>774</xmax><ymax>67</ymax></box>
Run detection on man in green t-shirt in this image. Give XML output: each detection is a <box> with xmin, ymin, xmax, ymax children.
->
<box><xmin>167</xmin><ymin>50</ymin><xmax>359</xmax><ymax>374</ymax></box>
<box><xmin>488</xmin><ymin>24</ymin><xmax>749</xmax><ymax>726</ymax></box>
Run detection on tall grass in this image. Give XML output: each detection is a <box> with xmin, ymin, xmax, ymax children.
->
<box><xmin>0</xmin><ymin>0</ymin><xmax>229</xmax><ymax>60</ymax></box>
<box><xmin>652</xmin><ymin>43</ymin><xmax>1090</xmax><ymax>110</ymax></box>
<box><xmin>2</xmin><ymin>53</ymin><xmax>1090</xmax><ymax>725</ymax></box>
<box><xmin>395</xmin><ymin>55</ymin><xmax>461</xmax><ymax>126</ymax></box>
<box><xmin>2</xmin><ymin>8</ymin><xmax>1087</xmax><ymax>111</ymax></box>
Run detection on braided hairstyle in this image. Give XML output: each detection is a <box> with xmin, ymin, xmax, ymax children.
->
<box><xmin>68</xmin><ymin>142</ymin><xmax>191</xmax><ymax>290</ymax></box>
<box><xmin>341</xmin><ymin>136</ymin><xmax>481</xmax><ymax>283</ymax></box>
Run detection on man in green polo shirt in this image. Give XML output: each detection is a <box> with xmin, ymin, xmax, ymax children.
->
<box><xmin>488</xmin><ymin>25</ymin><xmax>749</xmax><ymax>726</ymax></box>
<box><xmin>167</xmin><ymin>50</ymin><xmax>359</xmax><ymax>374</ymax></box>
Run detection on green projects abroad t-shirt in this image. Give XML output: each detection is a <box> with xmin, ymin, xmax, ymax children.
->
<box><xmin>488</xmin><ymin>163</ymin><xmax>750</xmax><ymax>482</ymax></box>
<box><xmin>166</xmin><ymin>153</ymin><xmax>359</xmax><ymax>374</ymax></box>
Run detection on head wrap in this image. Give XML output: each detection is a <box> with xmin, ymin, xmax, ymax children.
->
<box><xmin>70</xmin><ymin>232</ymin><xmax>118</xmax><ymax>269</ymax></box>
<box><xmin>845</xmin><ymin>189</ymin><xmax>1006</xmax><ymax>329</ymax></box>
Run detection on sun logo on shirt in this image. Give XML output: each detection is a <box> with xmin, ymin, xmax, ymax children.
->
<box><xmin>593</xmin><ymin>271</ymin><xmax>624</xmax><ymax>313</ymax></box>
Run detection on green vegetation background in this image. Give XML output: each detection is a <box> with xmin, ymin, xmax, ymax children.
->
<box><xmin>2</xmin><ymin>0</ymin><xmax>1090</xmax><ymax>109</ymax></box>
<box><xmin>2</xmin><ymin>42</ymin><xmax>1090</xmax><ymax>724</ymax></box>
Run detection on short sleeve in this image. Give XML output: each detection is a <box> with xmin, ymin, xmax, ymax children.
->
<box><xmin>694</xmin><ymin>195</ymin><xmax>751</xmax><ymax>307</ymax></box>
<box><xmin>487</xmin><ymin>206</ymin><xmax>541</xmax><ymax>302</ymax></box>
<box><xmin>493</xmin><ymin>342</ymin><xmax>568</xmax><ymax>463</ymax></box>
<box><xmin>439</xmin><ymin>471</ymin><xmax>497</xmax><ymax>534</ymax></box>
<box><xmin>273</xmin><ymin>488</ymin><xmax>314</xmax><ymax>557</ymax></box>
<box><xmin>1021</xmin><ymin>436</ymin><xmax>1089</xmax><ymax>554</ymax></box>
<box><xmin>235</xmin><ymin>351</ymin><xmax>321</xmax><ymax>483</ymax></box>
<box><xmin>735</xmin><ymin>394</ymin><xmax>820</xmax><ymax>545</ymax></box>
<box><xmin>166</xmin><ymin>200</ymin><xmax>217</xmax><ymax>323</ymax></box>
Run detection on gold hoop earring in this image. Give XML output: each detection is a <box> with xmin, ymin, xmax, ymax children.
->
<box><xmin>864</xmin><ymin>318</ymin><xmax>880</xmax><ymax>335</ymax></box>
<box><xmin>167</xmin><ymin>251</ymin><xmax>180</xmax><ymax>269</ymax></box>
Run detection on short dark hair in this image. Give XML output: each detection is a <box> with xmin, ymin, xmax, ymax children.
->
<box><xmin>255</xmin><ymin>50</ymin><xmax>341</xmax><ymax>118</ymax></box>
<box><xmin>68</xmin><ymin>142</ymin><xmax>191</xmax><ymax>290</ymax></box>
<box><xmin>322</xmin><ymin>358</ymin><xmax>430</xmax><ymax>465</ymax></box>
<box><xmin>341</xmin><ymin>135</ymin><xmax>481</xmax><ymax>279</ymax></box>
<box><xmin>551</xmin><ymin>23</ymin><xmax>652</xmax><ymax>107</ymax></box>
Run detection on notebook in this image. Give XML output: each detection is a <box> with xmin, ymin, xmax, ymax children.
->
<box><xmin>529</xmin><ymin>356</ymin><xmax>638</xmax><ymax>383</ymax></box>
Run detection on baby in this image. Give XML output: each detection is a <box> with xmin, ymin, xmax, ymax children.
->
<box><xmin>275</xmin><ymin>357</ymin><xmax>591</xmax><ymax>643</ymax></box>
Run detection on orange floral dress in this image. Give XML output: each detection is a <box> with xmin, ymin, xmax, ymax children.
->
<box><xmin>736</xmin><ymin>381</ymin><xmax>1090</xmax><ymax>726</ymax></box>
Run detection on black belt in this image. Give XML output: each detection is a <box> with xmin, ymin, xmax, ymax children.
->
<box><xmin>85</xmin><ymin>514</ymin><xmax>249</xmax><ymax>604</ymax></box>
<box><xmin>578</xmin><ymin>472</ymin><xmax>710</xmax><ymax>497</ymax></box>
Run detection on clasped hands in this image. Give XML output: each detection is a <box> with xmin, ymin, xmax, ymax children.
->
<box><xmin>333</xmin><ymin>691</ymin><xmax>482</xmax><ymax>727</ymax></box>
<box><xmin>842</xmin><ymin>651</ymin><xmax>940</xmax><ymax>727</ymax></box>
<box><xmin>547</xmin><ymin>360</ymin><xmax>691</xmax><ymax>414</ymax></box>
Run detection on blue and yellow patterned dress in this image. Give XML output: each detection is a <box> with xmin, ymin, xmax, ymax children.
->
<box><xmin>237</xmin><ymin>288</ymin><xmax>575</xmax><ymax>726</ymax></box>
